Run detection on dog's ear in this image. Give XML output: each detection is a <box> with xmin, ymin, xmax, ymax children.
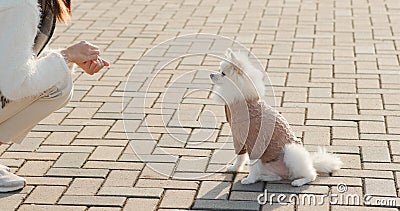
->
<box><xmin>230</xmin><ymin>51</ymin><xmax>239</xmax><ymax>64</ymax></box>
<box><xmin>225</xmin><ymin>49</ymin><xmax>240</xmax><ymax>66</ymax></box>
<box><xmin>225</xmin><ymin>48</ymin><xmax>233</xmax><ymax>58</ymax></box>
<box><xmin>230</xmin><ymin>51</ymin><xmax>243</xmax><ymax>70</ymax></box>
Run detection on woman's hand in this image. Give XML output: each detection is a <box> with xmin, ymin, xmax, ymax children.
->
<box><xmin>61</xmin><ymin>41</ymin><xmax>110</xmax><ymax>75</ymax></box>
<box><xmin>61</xmin><ymin>41</ymin><xmax>100</xmax><ymax>63</ymax></box>
<box><xmin>76</xmin><ymin>57</ymin><xmax>110</xmax><ymax>75</ymax></box>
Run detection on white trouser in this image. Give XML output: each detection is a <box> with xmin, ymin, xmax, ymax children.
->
<box><xmin>0</xmin><ymin>76</ymin><xmax>73</xmax><ymax>144</ymax></box>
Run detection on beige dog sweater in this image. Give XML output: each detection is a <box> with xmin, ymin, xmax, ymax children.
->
<box><xmin>225</xmin><ymin>99</ymin><xmax>302</xmax><ymax>163</ymax></box>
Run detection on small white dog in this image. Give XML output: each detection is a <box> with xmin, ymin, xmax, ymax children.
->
<box><xmin>210</xmin><ymin>49</ymin><xmax>342</xmax><ymax>186</ymax></box>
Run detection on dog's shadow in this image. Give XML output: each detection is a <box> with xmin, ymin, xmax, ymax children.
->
<box><xmin>191</xmin><ymin>173</ymin><xmax>300</xmax><ymax>210</ymax></box>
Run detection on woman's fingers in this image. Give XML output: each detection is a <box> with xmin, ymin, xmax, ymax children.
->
<box><xmin>88</xmin><ymin>60</ymin><xmax>98</xmax><ymax>75</ymax></box>
<box><xmin>93</xmin><ymin>59</ymin><xmax>104</xmax><ymax>73</ymax></box>
<box><xmin>86</xmin><ymin>59</ymin><xmax>103</xmax><ymax>75</ymax></box>
<box><xmin>100</xmin><ymin>58</ymin><xmax>110</xmax><ymax>66</ymax></box>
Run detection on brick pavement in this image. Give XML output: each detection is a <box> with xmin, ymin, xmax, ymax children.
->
<box><xmin>1</xmin><ymin>0</ymin><xmax>400</xmax><ymax>210</ymax></box>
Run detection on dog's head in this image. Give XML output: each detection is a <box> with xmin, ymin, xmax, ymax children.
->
<box><xmin>210</xmin><ymin>49</ymin><xmax>265</xmax><ymax>104</ymax></box>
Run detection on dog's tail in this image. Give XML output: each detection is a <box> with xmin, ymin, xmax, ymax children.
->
<box><xmin>311</xmin><ymin>147</ymin><xmax>343</xmax><ymax>173</ymax></box>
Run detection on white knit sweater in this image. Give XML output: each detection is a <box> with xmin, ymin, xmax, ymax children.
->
<box><xmin>0</xmin><ymin>0</ymin><xmax>72</xmax><ymax>101</ymax></box>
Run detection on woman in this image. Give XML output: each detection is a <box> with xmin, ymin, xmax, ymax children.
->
<box><xmin>0</xmin><ymin>0</ymin><xmax>110</xmax><ymax>192</ymax></box>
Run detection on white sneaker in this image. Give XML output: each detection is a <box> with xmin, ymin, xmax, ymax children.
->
<box><xmin>0</xmin><ymin>169</ymin><xmax>26</xmax><ymax>192</ymax></box>
<box><xmin>0</xmin><ymin>164</ymin><xmax>10</xmax><ymax>172</ymax></box>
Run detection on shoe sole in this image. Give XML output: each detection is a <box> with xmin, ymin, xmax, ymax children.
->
<box><xmin>0</xmin><ymin>181</ymin><xmax>26</xmax><ymax>193</ymax></box>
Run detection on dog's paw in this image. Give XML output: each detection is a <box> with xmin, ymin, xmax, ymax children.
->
<box><xmin>226</xmin><ymin>164</ymin><xmax>243</xmax><ymax>172</ymax></box>
<box><xmin>291</xmin><ymin>177</ymin><xmax>314</xmax><ymax>187</ymax></box>
<box><xmin>241</xmin><ymin>177</ymin><xmax>256</xmax><ymax>185</ymax></box>
<box><xmin>226</xmin><ymin>164</ymin><xmax>238</xmax><ymax>172</ymax></box>
<box><xmin>291</xmin><ymin>180</ymin><xmax>304</xmax><ymax>187</ymax></box>
<box><xmin>291</xmin><ymin>179</ymin><xmax>307</xmax><ymax>187</ymax></box>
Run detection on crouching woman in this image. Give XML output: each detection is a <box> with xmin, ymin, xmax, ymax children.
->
<box><xmin>0</xmin><ymin>0</ymin><xmax>109</xmax><ymax>192</ymax></box>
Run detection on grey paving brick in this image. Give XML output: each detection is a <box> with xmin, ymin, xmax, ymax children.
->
<box><xmin>46</xmin><ymin>168</ymin><xmax>108</xmax><ymax>178</ymax></box>
<box><xmin>192</xmin><ymin>199</ymin><xmax>260</xmax><ymax>210</ymax></box>
<box><xmin>65</xmin><ymin>178</ymin><xmax>103</xmax><ymax>195</ymax></box>
<box><xmin>18</xmin><ymin>205</ymin><xmax>86</xmax><ymax>211</ymax></box>
<box><xmin>135</xmin><ymin>179</ymin><xmax>199</xmax><ymax>190</ymax></box>
<box><xmin>123</xmin><ymin>198</ymin><xmax>159</xmax><ymax>211</ymax></box>
<box><xmin>364</xmin><ymin>179</ymin><xmax>397</xmax><ymax>197</ymax></box>
<box><xmin>159</xmin><ymin>190</ymin><xmax>196</xmax><ymax>209</ymax></box>
<box><xmin>98</xmin><ymin>187</ymin><xmax>163</xmax><ymax>198</ymax></box>
<box><xmin>54</xmin><ymin>153</ymin><xmax>90</xmax><ymax>168</ymax></box>
<box><xmin>58</xmin><ymin>195</ymin><xmax>125</xmax><ymax>207</ymax></box>
<box><xmin>197</xmin><ymin>181</ymin><xmax>231</xmax><ymax>200</ymax></box>
<box><xmin>361</xmin><ymin>146</ymin><xmax>391</xmax><ymax>162</ymax></box>
<box><xmin>25</xmin><ymin>186</ymin><xmax>66</xmax><ymax>204</ymax></box>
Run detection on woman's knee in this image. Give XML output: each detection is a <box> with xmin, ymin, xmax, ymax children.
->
<box><xmin>40</xmin><ymin>77</ymin><xmax>73</xmax><ymax>109</ymax></box>
<box><xmin>56</xmin><ymin>78</ymin><xmax>73</xmax><ymax>107</ymax></box>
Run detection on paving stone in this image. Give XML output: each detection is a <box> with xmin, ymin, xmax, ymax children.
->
<box><xmin>332</xmin><ymin>127</ymin><xmax>359</xmax><ymax>139</ymax></box>
<box><xmin>230</xmin><ymin>191</ymin><xmax>262</xmax><ymax>201</ymax></box>
<box><xmin>58</xmin><ymin>195</ymin><xmax>125</xmax><ymax>207</ymax></box>
<box><xmin>1</xmin><ymin>152</ymin><xmax>60</xmax><ymax>160</ymax></box>
<box><xmin>307</xmin><ymin>104</ymin><xmax>331</xmax><ymax>120</ymax></box>
<box><xmin>43</xmin><ymin>132</ymin><xmax>77</xmax><ymax>145</ymax></box>
<box><xmin>7</xmin><ymin>138</ymin><xmax>42</xmax><ymax>152</ymax></box>
<box><xmin>89</xmin><ymin>146</ymin><xmax>124</xmax><ymax>161</ymax></box>
<box><xmin>332</xmin><ymin>169</ymin><xmax>393</xmax><ymax>179</ymax></box>
<box><xmin>262</xmin><ymin>204</ymin><xmax>295</xmax><ymax>211</ymax></box>
<box><xmin>303</xmin><ymin>130</ymin><xmax>331</xmax><ymax>145</ymax></box>
<box><xmin>365</xmin><ymin>179</ymin><xmax>396</xmax><ymax>197</ymax></box>
<box><xmin>361</xmin><ymin>146</ymin><xmax>391</xmax><ymax>162</ymax></box>
<box><xmin>173</xmin><ymin>172</ymin><xmax>234</xmax><ymax>181</ymax></box>
<box><xmin>87</xmin><ymin>208</ymin><xmax>121</xmax><ymax>211</ymax></box>
<box><xmin>359</xmin><ymin>121</ymin><xmax>386</xmax><ymax>134</ymax></box>
<box><xmin>123</xmin><ymin>198</ymin><xmax>159</xmax><ymax>211</ymax></box>
<box><xmin>18</xmin><ymin>161</ymin><xmax>53</xmax><ymax>176</ymax></box>
<box><xmin>103</xmin><ymin>170</ymin><xmax>140</xmax><ymax>187</ymax></box>
<box><xmin>135</xmin><ymin>179</ymin><xmax>199</xmax><ymax>190</ymax></box>
<box><xmin>140</xmin><ymin>163</ymin><xmax>176</xmax><ymax>179</ymax></box>
<box><xmin>265</xmin><ymin>184</ymin><xmax>329</xmax><ymax>195</ymax></box>
<box><xmin>197</xmin><ymin>181</ymin><xmax>231</xmax><ymax>200</ymax></box>
<box><xmin>83</xmin><ymin>161</ymin><xmax>144</xmax><ymax>170</ymax></box>
<box><xmin>25</xmin><ymin>177</ymin><xmax>72</xmax><ymax>186</ymax></box>
<box><xmin>159</xmin><ymin>190</ymin><xmax>196</xmax><ymax>209</ymax></box>
<box><xmin>25</xmin><ymin>186</ymin><xmax>66</xmax><ymax>204</ymax></box>
<box><xmin>232</xmin><ymin>174</ymin><xmax>264</xmax><ymax>192</ymax></box>
<box><xmin>192</xmin><ymin>199</ymin><xmax>260</xmax><ymax>210</ymax></box>
<box><xmin>98</xmin><ymin>187</ymin><xmax>163</xmax><ymax>198</ymax></box>
<box><xmin>38</xmin><ymin>146</ymin><xmax>94</xmax><ymax>153</ymax></box>
<box><xmin>46</xmin><ymin>168</ymin><xmax>108</xmax><ymax>178</ymax></box>
<box><xmin>76</xmin><ymin>126</ymin><xmax>110</xmax><ymax>139</ymax></box>
<box><xmin>331</xmin><ymin>206</ymin><xmax>397</xmax><ymax>210</ymax></box>
<box><xmin>0</xmin><ymin>194</ymin><xmax>26</xmax><ymax>211</ymax></box>
<box><xmin>176</xmin><ymin>156</ymin><xmax>209</xmax><ymax>172</ymax></box>
<box><xmin>18</xmin><ymin>205</ymin><xmax>86</xmax><ymax>211</ymax></box>
<box><xmin>65</xmin><ymin>178</ymin><xmax>103</xmax><ymax>195</ymax></box>
<box><xmin>54</xmin><ymin>153</ymin><xmax>90</xmax><ymax>168</ymax></box>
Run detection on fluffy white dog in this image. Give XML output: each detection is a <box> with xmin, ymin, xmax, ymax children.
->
<box><xmin>210</xmin><ymin>49</ymin><xmax>342</xmax><ymax>186</ymax></box>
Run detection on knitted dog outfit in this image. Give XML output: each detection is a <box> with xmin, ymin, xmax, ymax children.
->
<box><xmin>225</xmin><ymin>99</ymin><xmax>302</xmax><ymax>163</ymax></box>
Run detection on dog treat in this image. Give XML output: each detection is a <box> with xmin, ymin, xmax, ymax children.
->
<box><xmin>225</xmin><ymin>99</ymin><xmax>303</xmax><ymax>163</ymax></box>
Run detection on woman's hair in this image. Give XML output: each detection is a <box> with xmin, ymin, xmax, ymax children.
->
<box><xmin>42</xmin><ymin>0</ymin><xmax>72</xmax><ymax>23</ymax></box>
